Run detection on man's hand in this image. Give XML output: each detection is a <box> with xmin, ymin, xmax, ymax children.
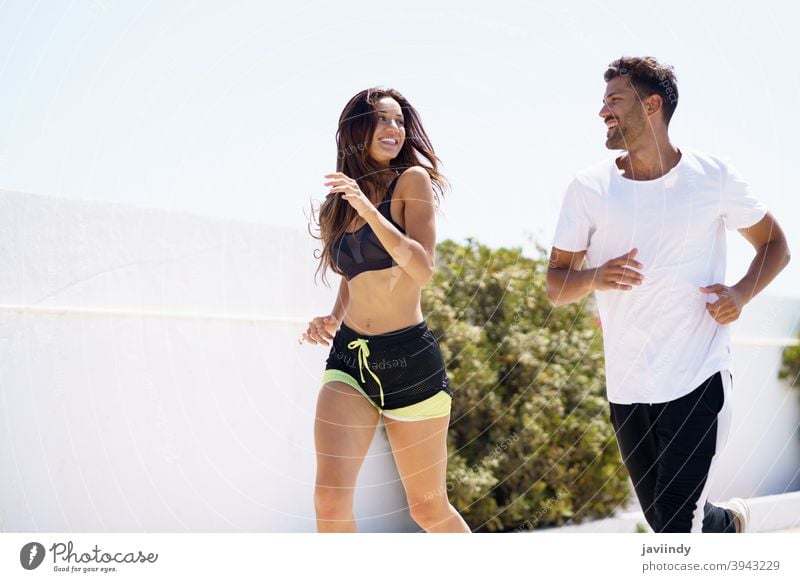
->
<box><xmin>593</xmin><ymin>248</ymin><xmax>644</xmax><ymax>291</ymax></box>
<box><xmin>700</xmin><ymin>284</ymin><xmax>745</xmax><ymax>325</ymax></box>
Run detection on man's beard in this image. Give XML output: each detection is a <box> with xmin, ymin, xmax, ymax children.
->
<box><xmin>605</xmin><ymin>125</ymin><xmax>625</xmax><ymax>149</ymax></box>
<box><xmin>605</xmin><ymin>116</ymin><xmax>645</xmax><ymax>150</ymax></box>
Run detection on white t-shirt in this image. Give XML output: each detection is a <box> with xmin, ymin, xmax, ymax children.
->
<box><xmin>552</xmin><ymin>148</ymin><xmax>767</xmax><ymax>404</ymax></box>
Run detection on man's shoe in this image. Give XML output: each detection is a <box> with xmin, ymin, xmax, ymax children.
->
<box><xmin>720</xmin><ymin>497</ymin><xmax>750</xmax><ymax>533</ymax></box>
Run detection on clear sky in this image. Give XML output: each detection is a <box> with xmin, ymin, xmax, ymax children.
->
<box><xmin>1</xmin><ymin>0</ymin><xmax>798</xmax><ymax>298</ymax></box>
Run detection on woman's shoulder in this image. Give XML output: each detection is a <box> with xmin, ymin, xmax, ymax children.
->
<box><xmin>395</xmin><ymin>166</ymin><xmax>433</xmax><ymax>196</ymax></box>
<box><xmin>398</xmin><ymin>165</ymin><xmax>431</xmax><ymax>180</ymax></box>
<box><xmin>392</xmin><ymin>167</ymin><xmax>435</xmax><ymax>205</ymax></box>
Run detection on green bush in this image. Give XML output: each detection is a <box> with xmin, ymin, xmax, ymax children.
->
<box><xmin>779</xmin><ymin>332</ymin><xmax>800</xmax><ymax>387</ymax></box>
<box><xmin>423</xmin><ymin>238</ymin><xmax>630</xmax><ymax>531</ymax></box>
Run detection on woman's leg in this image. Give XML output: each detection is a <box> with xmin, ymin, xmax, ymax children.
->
<box><xmin>384</xmin><ymin>414</ymin><xmax>470</xmax><ymax>533</ymax></box>
<box><xmin>314</xmin><ymin>381</ymin><xmax>381</xmax><ymax>532</ymax></box>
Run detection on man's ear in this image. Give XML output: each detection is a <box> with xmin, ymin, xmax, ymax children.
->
<box><xmin>644</xmin><ymin>93</ymin><xmax>663</xmax><ymax>119</ymax></box>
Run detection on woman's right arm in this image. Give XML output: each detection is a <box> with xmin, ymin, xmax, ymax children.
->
<box><xmin>301</xmin><ymin>278</ymin><xmax>348</xmax><ymax>345</ymax></box>
<box><xmin>331</xmin><ymin>277</ymin><xmax>349</xmax><ymax>322</ymax></box>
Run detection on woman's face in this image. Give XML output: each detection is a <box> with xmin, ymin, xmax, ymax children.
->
<box><xmin>367</xmin><ymin>96</ymin><xmax>405</xmax><ymax>167</ymax></box>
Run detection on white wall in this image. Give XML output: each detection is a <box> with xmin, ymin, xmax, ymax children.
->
<box><xmin>712</xmin><ymin>294</ymin><xmax>800</xmax><ymax>499</ymax></box>
<box><xmin>1</xmin><ymin>190</ymin><xmax>797</xmax><ymax>533</ymax></box>
<box><xmin>0</xmin><ymin>190</ymin><xmax>416</xmax><ymax>532</ymax></box>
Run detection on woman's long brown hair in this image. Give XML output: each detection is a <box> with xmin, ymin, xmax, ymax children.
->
<box><xmin>309</xmin><ymin>87</ymin><xmax>448</xmax><ymax>285</ymax></box>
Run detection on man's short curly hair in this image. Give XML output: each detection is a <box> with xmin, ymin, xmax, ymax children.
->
<box><xmin>604</xmin><ymin>56</ymin><xmax>679</xmax><ymax>125</ymax></box>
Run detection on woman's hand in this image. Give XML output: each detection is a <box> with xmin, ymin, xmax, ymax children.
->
<box><xmin>325</xmin><ymin>173</ymin><xmax>375</xmax><ymax>217</ymax></box>
<box><xmin>299</xmin><ymin>314</ymin><xmax>340</xmax><ymax>346</ymax></box>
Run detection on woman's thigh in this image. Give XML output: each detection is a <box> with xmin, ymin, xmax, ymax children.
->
<box><xmin>383</xmin><ymin>415</ymin><xmax>451</xmax><ymax>503</ymax></box>
<box><xmin>314</xmin><ymin>381</ymin><xmax>381</xmax><ymax>488</ymax></box>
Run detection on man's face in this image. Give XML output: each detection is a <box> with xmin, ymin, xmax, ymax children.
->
<box><xmin>598</xmin><ymin>75</ymin><xmax>648</xmax><ymax>150</ymax></box>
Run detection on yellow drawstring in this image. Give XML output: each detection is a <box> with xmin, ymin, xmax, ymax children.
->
<box><xmin>347</xmin><ymin>338</ymin><xmax>384</xmax><ymax>407</ymax></box>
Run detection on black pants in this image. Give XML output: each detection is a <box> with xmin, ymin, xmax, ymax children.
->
<box><xmin>609</xmin><ymin>371</ymin><xmax>736</xmax><ymax>533</ymax></box>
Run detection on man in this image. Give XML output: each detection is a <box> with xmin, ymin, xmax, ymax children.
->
<box><xmin>547</xmin><ymin>56</ymin><xmax>790</xmax><ymax>533</ymax></box>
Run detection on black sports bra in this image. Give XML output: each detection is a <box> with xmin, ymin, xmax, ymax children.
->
<box><xmin>332</xmin><ymin>175</ymin><xmax>406</xmax><ymax>281</ymax></box>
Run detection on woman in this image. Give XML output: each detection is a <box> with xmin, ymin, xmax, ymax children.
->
<box><xmin>303</xmin><ymin>87</ymin><xmax>469</xmax><ymax>533</ymax></box>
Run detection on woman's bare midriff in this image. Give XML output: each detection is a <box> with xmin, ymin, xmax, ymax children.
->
<box><xmin>342</xmin><ymin>266</ymin><xmax>424</xmax><ymax>335</ymax></box>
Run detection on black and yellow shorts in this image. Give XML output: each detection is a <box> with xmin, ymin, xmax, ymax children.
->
<box><xmin>321</xmin><ymin>321</ymin><xmax>453</xmax><ymax>421</ymax></box>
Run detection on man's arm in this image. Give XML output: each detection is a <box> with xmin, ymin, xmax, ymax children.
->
<box><xmin>702</xmin><ymin>212</ymin><xmax>791</xmax><ymax>324</ymax></box>
<box><xmin>546</xmin><ymin>247</ymin><xmax>644</xmax><ymax>306</ymax></box>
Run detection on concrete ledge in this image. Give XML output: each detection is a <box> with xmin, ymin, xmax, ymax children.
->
<box><xmin>747</xmin><ymin>491</ymin><xmax>800</xmax><ymax>532</ymax></box>
<box><xmin>538</xmin><ymin>491</ymin><xmax>800</xmax><ymax>533</ymax></box>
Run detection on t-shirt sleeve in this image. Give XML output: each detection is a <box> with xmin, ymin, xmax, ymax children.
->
<box><xmin>720</xmin><ymin>161</ymin><xmax>767</xmax><ymax>230</ymax></box>
<box><xmin>552</xmin><ymin>179</ymin><xmax>594</xmax><ymax>252</ymax></box>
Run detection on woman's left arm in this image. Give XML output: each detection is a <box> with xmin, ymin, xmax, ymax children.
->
<box><xmin>387</xmin><ymin>166</ymin><xmax>437</xmax><ymax>285</ymax></box>
<box><xmin>326</xmin><ymin>167</ymin><xmax>436</xmax><ymax>286</ymax></box>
